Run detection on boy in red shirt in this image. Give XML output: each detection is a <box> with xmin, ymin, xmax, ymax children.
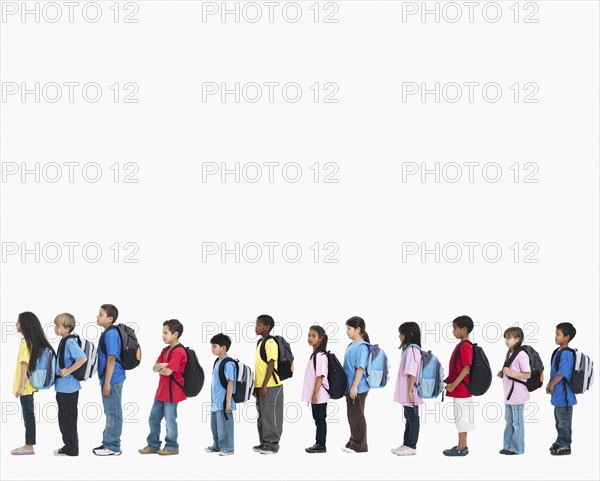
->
<box><xmin>138</xmin><ymin>319</ymin><xmax>187</xmax><ymax>456</ymax></box>
<box><xmin>443</xmin><ymin>315</ymin><xmax>474</xmax><ymax>457</ymax></box>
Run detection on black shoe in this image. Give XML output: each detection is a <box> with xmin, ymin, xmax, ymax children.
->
<box><xmin>305</xmin><ymin>444</ymin><xmax>327</xmax><ymax>454</ymax></box>
<box><xmin>551</xmin><ymin>446</ymin><xmax>571</xmax><ymax>456</ymax></box>
<box><xmin>252</xmin><ymin>444</ymin><xmax>264</xmax><ymax>453</ymax></box>
<box><xmin>499</xmin><ymin>449</ymin><xmax>510</xmax><ymax>455</ymax></box>
<box><xmin>92</xmin><ymin>445</ymin><xmax>104</xmax><ymax>454</ymax></box>
<box><xmin>549</xmin><ymin>443</ymin><xmax>559</xmax><ymax>453</ymax></box>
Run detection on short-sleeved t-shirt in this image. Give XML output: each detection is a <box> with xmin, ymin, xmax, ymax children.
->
<box><xmin>55</xmin><ymin>337</ymin><xmax>87</xmax><ymax>394</ymax></box>
<box><xmin>394</xmin><ymin>346</ymin><xmax>423</xmax><ymax>406</ymax></box>
<box><xmin>343</xmin><ymin>341</ymin><xmax>370</xmax><ymax>394</ymax></box>
<box><xmin>13</xmin><ymin>339</ymin><xmax>38</xmax><ymax>396</ymax></box>
<box><xmin>447</xmin><ymin>341</ymin><xmax>473</xmax><ymax>398</ymax></box>
<box><xmin>502</xmin><ymin>350</ymin><xmax>531</xmax><ymax>404</ymax></box>
<box><xmin>255</xmin><ymin>338</ymin><xmax>279</xmax><ymax>388</ymax></box>
<box><xmin>551</xmin><ymin>348</ymin><xmax>577</xmax><ymax>407</ymax></box>
<box><xmin>97</xmin><ymin>327</ymin><xmax>126</xmax><ymax>385</ymax></box>
<box><xmin>211</xmin><ymin>357</ymin><xmax>237</xmax><ymax>412</ymax></box>
<box><xmin>302</xmin><ymin>352</ymin><xmax>330</xmax><ymax>404</ymax></box>
<box><xmin>155</xmin><ymin>345</ymin><xmax>188</xmax><ymax>403</ymax></box>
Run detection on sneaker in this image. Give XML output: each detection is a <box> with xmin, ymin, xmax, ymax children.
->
<box><xmin>205</xmin><ymin>446</ymin><xmax>220</xmax><ymax>453</ymax></box>
<box><xmin>395</xmin><ymin>446</ymin><xmax>416</xmax><ymax>456</ymax></box>
<box><xmin>53</xmin><ymin>448</ymin><xmax>68</xmax><ymax>457</ymax></box>
<box><xmin>138</xmin><ymin>446</ymin><xmax>158</xmax><ymax>455</ymax></box>
<box><xmin>500</xmin><ymin>450</ymin><xmax>517</xmax><ymax>455</ymax></box>
<box><xmin>443</xmin><ymin>446</ymin><xmax>469</xmax><ymax>457</ymax></box>
<box><xmin>218</xmin><ymin>451</ymin><xmax>234</xmax><ymax>456</ymax></box>
<box><xmin>344</xmin><ymin>447</ymin><xmax>358</xmax><ymax>453</ymax></box>
<box><xmin>93</xmin><ymin>447</ymin><xmax>122</xmax><ymax>456</ymax></box>
<box><xmin>252</xmin><ymin>444</ymin><xmax>264</xmax><ymax>452</ymax></box>
<box><xmin>258</xmin><ymin>446</ymin><xmax>277</xmax><ymax>455</ymax></box>
<box><xmin>157</xmin><ymin>448</ymin><xmax>179</xmax><ymax>456</ymax></box>
<box><xmin>305</xmin><ymin>444</ymin><xmax>326</xmax><ymax>454</ymax></box>
<box><xmin>551</xmin><ymin>446</ymin><xmax>571</xmax><ymax>456</ymax></box>
<box><xmin>391</xmin><ymin>445</ymin><xmax>406</xmax><ymax>455</ymax></box>
<box><xmin>549</xmin><ymin>443</ymin><xmax>559</xmax><ymax>453</ymax></box>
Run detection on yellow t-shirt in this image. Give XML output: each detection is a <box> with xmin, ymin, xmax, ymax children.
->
<box><xmin>255</xmin><ymin>338</ymin><xmax>279</xmax><ymax>388</ymax></box>
<box><xmin>13</xmin><ymin>339</ymin><xmax>38</xmax><ymax>396</ymax></box>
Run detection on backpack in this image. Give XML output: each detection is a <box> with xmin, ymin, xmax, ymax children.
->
<box><xmin>453</xmin><ymin>340</ymin><xmax>492</xmax><ymax>396</ymax></box>
<box><xmin>258</xmin><ymin>335</ymin><xmax>295</xmax><ymax>383</ymax></box>
<box><xmin>366</xmin><ymin>343</ymin><xmax>390</xmax><ymax>389</ymax></box>
<box><xmin>312</xmin><ymin>351</ymin><xmax>348</xmax><ymax>400</ymax></box>
<box><xmin>58</xmin><ymin>334</ymin><xmax>98</xmax><ymax>382</ymax></box>
<box><xmin>552</xmin><ymin>347</ymin><xmax>594</xmax><ymax>398</ymax></box>
<box><xmin>503</xmin><ymin>345</ymin><xmax>544</xmax><ymax>400</ymax></box>
<box><xmin>215</xmin><ymin>357</ymin><xmax>254</xmax><ymax>404</ymax></box>
<box><xmin>164</xmin><ymin>344</ymin><xmax>205</xmax><ymax>399</ymax></box>
<box><xmin>29</xmin><ymin>347</ymin><xmax>56</xmax><ymax>390</ymax></box>
<box><xmin>99</xmin><ymin>323</ymin><xmax>142</xmax><ymax>378</ymax></box>
<box><xmin>404</xmin><ymin>345</ymin><xmax>445</xmax><ymax>399</ymax></box>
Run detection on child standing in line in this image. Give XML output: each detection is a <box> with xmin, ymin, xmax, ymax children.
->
<box><xmin>392</xmin><ymin>322</ymin><xmax>423</xmax><ymax>456</ymax></box>
<box><xmin>53</xmin><ymin>313</ymin><xmax>88</xmax><ymax>456</ymax></box>
<box><xmin>443</xmin><ymin>315</ymin><xmax>474</xmax><ymax>457</ymax></box>
<box><xmin>11</xmin><ymin>311</ymin><xmax>55</xmax><ymax>456</ymax></box>
<box><xmin>139</xmin><ymin>319</ymin><xmax>187</xmax><ymax>456</ymax></box>
<box><xmin>342</xmin><ymin>316</ymin><xmax>370</xmax><ymax>453</ymax></box>
<box><xmin>497</xmin><ymin>327</ymin><xmax>531</xmax><ymax>455</ymax></box>
<box><xmin>302</xmin><ymin>325</ymin><xmax>330</xmax><ymax>454</ymax></box>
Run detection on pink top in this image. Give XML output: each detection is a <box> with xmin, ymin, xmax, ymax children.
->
<box><xmin>394</xmin><ymin>346</ymin><xmax>423</xmax><ymax>406</ymax></box>
<box><xmin>503</xmin><ymin>350</ymin><xmax>531</xmax><ymax>404</ymax></box>
<box><xmin>301</xmin><ymin>352</ymin><xmax>330</xmax><ymax>404</ymax></box>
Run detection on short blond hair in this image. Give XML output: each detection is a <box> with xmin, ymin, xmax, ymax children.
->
<box><xmin>54</xmin><ymin>313</ymin><xmax>76</xmax><ymax>333</ymax></box>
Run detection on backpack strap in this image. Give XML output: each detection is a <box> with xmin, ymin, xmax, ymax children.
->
<box><xmin>217</xmin><ymin>357</ymin><xmax>238</xmax><ymax>420</ymax></box>
<box><xmin>312</xmin><ymin>351</ymin><xmax>327</xmax><ymax>372</ymax></box>
<box><xmin>259</xmin><ymin>336</ymin><xmax>280</xmax><ymax>385</ymax></box>
<box><xmin>167</xmin><ymin>344</ymin><xmax>186</xmax><ymax>402</ymax></box>
<box><xmin>98</xmin><ymin>325</ymin><xmax>121</xmax><ymax>380</ymax></box>
<box><xmin>452</xmin><ymin>340</ymin><xmax>472</xmax><ymax>384</ymax></box>
<box><xmin>552</xmin><ymin>347</ymin><xmax>576</xmax><ymax>407</ymax></box>
<box><xmin>504</xmin><ymin>346</ymin><xmax>527</xmax><ymax>400</ymax></box>
<box><xmin>58</xmin><ymin>334</ymin><xmax>79</xmax><ymax>370</ymax></box>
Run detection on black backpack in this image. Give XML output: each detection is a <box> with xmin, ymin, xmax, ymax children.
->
<box><xmin>99</xmin><ymin>324</ymin><xmax>141</xmax><ymax>378</ymax></box>
<box><xmin>503</xmin><ymin>345</ymin><xmax>544</xmax><ymax>400</ymax></box>
<box><xmin>58</xmin><ymin>334</ymin><xmax>98</xmax><ymax>382</ymax></box>
<box><xmin>258</xmin><ymin>335</ymin><xmax>295</xmax><ymax>383</ymax></box>
<box><xmin>454</xmin><ymin>340</ymin><xmax>492</xmax><ymax>396</ymax></box>
<box><xmin>312</xmin><ymin>351</ymin><xmax>347</xmax><ymax>400</ymax></box>
<box><xmin>163</xmin><ymin>344</ymin><xmax>205</xmax><ymax>399</ymax></box>
<box><xmin>552</xmin><ymin>347</ymin><xmax>594</xmax><ymax>404</ymax></box>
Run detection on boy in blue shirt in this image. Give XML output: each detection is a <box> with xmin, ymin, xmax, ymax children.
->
<box><xmin>93</xmin><ymin>304</ymin><xmax>126</xmax><ymax>456</ymax></box>
<box><xmin>205</xmin><ymin>333</ymin><xmax>236</xmax><ymax>456</ymax></box>
<box><xmin>53</xmin><ymin>313</ymin><xmax>87</xmax><ymax>456</ymax></box>
<box><xmin>546</xmin><ymin>322</ymin><xmax>577</xmax><ymax>456</ymax></box>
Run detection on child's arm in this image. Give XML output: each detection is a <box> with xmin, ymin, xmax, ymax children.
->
<box><xmin>60</xmin><ymin>357</ymin><xmax>88</xmax><ymax>378</ymax></box>
<box><xmin>546</xmin><ymin>374</ymin><xmax>564</xmax><ymax>394</ymax></box>
<box><xmin>446</xmin><ymin>365</ymin><xmax>470</xmax><ymax>392</ymax></box>
<box><xmin>408</xmin><ymin>374</ymin><xmax>416</xmax><ymax>403</ymax></box>
<box><xmin>312</xmin><ymin>375</ymin><xmax>325</xmax><ymax>404</ymax></box>
<box><xmin>102</xmin><ymin>355</ymin><xmax>116</xmax><ymax>397</ymax></box>
<box><xmin>260</xmin><ymin>360</ymin><xmax>276</xmax><ymax>397</ymax></box>
<box><xmin>158</xmin><ymin>364</ymin><xmax>173</xmax><ymax>376</ymax></box>
<box><xmin>153</xmin><ymin>362</ymin><xmax>168</xmax><ymax>373</ymax></box>
<box><xmin>503</xmin><ymin>367</ymin><xmax>531</xmax><ymax>380</ymax></box>
<box><xmin>349</xmin><ymin>368</ymin><xmax>364</xmax><ymax>399</ymax></box>
<box><xmin>15</xmin><ymin>362</ymin><xmax>28</xmax><ymax>397</ymax></box>
<box><xmin>225</xmin><ymin>380</ymin><xmax>234</xmax><ymax>413</ymax></box>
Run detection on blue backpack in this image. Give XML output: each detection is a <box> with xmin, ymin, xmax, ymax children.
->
<box><xmin>404</xmin><ymin>345</ymin><xmax>445</xmax><ymax>399</ymax></box>
<box><xmin>29</xmin><ymin>347</ymin><xmax>56</xmax><ymax>390</ymax></box>
<box><xmin>366</xmin><ymin>343</ymin><xmax>390</xmax><ymax>389</ymax></box>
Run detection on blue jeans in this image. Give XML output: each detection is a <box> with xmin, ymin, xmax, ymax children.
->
<box><xmin>101</xmin><ymin>381</ymin><xmax>123</xmax><ymax>452</ymax></box>
<box><xmin>503</xmin><ymin>404</ymin><xmax>525</xmax><ymax>454</ymax></box>
<box><xmin>210</xmin><ymin>410</ymin><xmax>234</xmax><ymax>453</ymax></box>
<box><xmin>147</xmin><ymin>400</ymin><xmax>179</xmax><ymax>451</ymax></box>
<box><xmin>554</xmin><ymin>406</ymin><xmax>573</xmax><ymax>447</ymax></box>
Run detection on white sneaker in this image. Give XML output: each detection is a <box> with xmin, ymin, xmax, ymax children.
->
<box><xmin>395</xmin><ymin>446</ymin><xmax>416</xmax><ymax>456</ymax></box>
<box><xmin>391</xmin><ymin>445</ymin><xmax>406</xmax><ymax>455</ymax></box>
<box><xmin>93</xmin><ymin>447</ymin><xmax>121</xmax><ymax>456</ymax></box>
<box><xmin>344</xmin><ymin>447</ymin><xmax>358</xmax><ymax>453</ymax></box>
<box><xmin>218</xmin><ymin>451</ymin><xmax>234</xmax><ymax>456</ymax></box>
<box><xmin>53</xmin><ymin>449</ymin><xmax>67</xmax><ymax>456</ymax></box>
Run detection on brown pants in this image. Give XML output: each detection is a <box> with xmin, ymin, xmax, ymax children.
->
<box><xmin>345</xmin><ymin>392</ymin><xmax>368</xmax><ymax>452</ymax></box>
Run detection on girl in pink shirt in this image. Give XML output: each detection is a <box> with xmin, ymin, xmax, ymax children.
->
<box><xmin>392</xmin><ymin>322</ymin><xmax>423</xmax><ymax>456</ymax></box>
<box><xmin>497</xmin><ymin>327</ymin><xmax>531</xmax><ymax>455</ymax></box>
<box><xmin>302</xmin><ymin>325</ymin><xmax>330</xmax><ymax>453</ymax></box>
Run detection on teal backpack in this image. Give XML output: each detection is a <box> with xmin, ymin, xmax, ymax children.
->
<box><xmin>403</xmin><ymin>344</ymin><xmax>445</xmax><ymax>399</ymax></box>
<box><xmin>29</xmin><ymin>347</ymin><xmax>56</xmax><ymax>390</ymax></box>
<box><xmin>366</xmin><ymin>344</ymin><xmax>390</xmax><ymax>388</ymax></box>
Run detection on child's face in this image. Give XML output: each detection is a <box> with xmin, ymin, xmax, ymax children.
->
<box><xmin>555</xmin><ymin>329</ymin><xmax>569</xmax><ymax>346</ymax></box>
<box><xmin>504</xmin><ymin>336</ymin><xmax>519</xmax><ymax>350</ymax></box>
<box><xmin>15</xmin><ymin>319</ymin><xmax>21</xmax><ymax>333</ymax></box>
<box><xmin>308</xmin><ymin>329</ymin><xmax>321</xmax><ymax>348</ymax></box>
<box><xmin>346</xmin><ymin>325</ymin><xmax>360</xmax><ymax>340</ymax></box>
<box><xmin>54</xmin><ymin>322</ymin><xmax>70</xmax><ymax>338</ymax></box>
<box><xmin>211</xmin><ymin>343</ymin><xmax>226</xmax><ymax>357</ymax></box>
<box><xmin>255</xmin><ymin>320</ymin><xmax>269</xmax><ymax>337</ymax></box>
<box><xmin>399</xmin><ymin>332</ymin><xmax>405</xmax><ymax>343</ymax></box>
<box><xmin>452</xmin><ymin>323</ymin><xmax>466</xmax><ymax>339</ymax></box>
<box><xmin>162</xmin><ymin>326</ymin><xmax>178</xmax><ymax>345</ymax></box>
<box><xmin>96</xmin><ymin>308</ymin><xmax>112</xmax><ymax>328</ymax></box>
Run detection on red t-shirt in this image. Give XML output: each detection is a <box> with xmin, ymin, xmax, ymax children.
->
<box><xmin>155</xmin><ymin>345</ymin><xmax>187</xmax><ymax>403</ymax></box>
<box><xmin>447</xmin><ymin>341</ymin><xmax>473</xmax><ymax>398</ymax></box>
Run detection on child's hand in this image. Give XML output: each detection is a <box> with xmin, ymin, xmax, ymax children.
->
<box><xmin>497</xmin><ymin>370</ymin><xmax>503</xmax><ymax>378</ymax></box>
<box><xmin>259</xmin><ymin>386</ymin><xmax>267</xmax><ymax>399</ymax></box>
<box><xmin>102</xmin><ymin>383</ymin><xmax>111</xmax><ymax>397</ymax></box>
<box><xmin>311</xmin><ymin>394</ymin><xmax>319</xmax><ymax>404</ymax></box>
<box><xmin>15</xmin><ymin>387</ymin><xmax>24</xmax><ymax>397</ymax></box>
<box><xmin>349</xmin><ymin>386</ymin><xmax>358</xmax><ymax>400</ymax></box>
<box><xmin>225</xmin><ymin>406</ymin><xmax>232</xmax><ymax>414</ymax></box>
<box><xmin>409</xmin><ymin>391</ymin><xmax>415</xmax><ymax>404</ymax></box>
<box><xmin>503</xmin><ymin>367</ymin><xmax>512</xmax><ymax>377</ymax></box>
<box><xmin>445</xmin><ymin>383</ymin><xmax>456</xmax><ymax>393</ymax></box>
<box><xmin>546</xmin><ymin>384</ymin><xmax>553</xmax><ymax>394</ymax></box>
<box><xmin>60</xmin><ymin>368</ymin><xmax>71</xmax><ymax>378</ymax></box>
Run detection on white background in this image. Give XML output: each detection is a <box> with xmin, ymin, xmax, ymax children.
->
<box><xmin>1</xmin><ymin>1</ymin><xmax>598</xmax><ymax>480</ymax></box>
